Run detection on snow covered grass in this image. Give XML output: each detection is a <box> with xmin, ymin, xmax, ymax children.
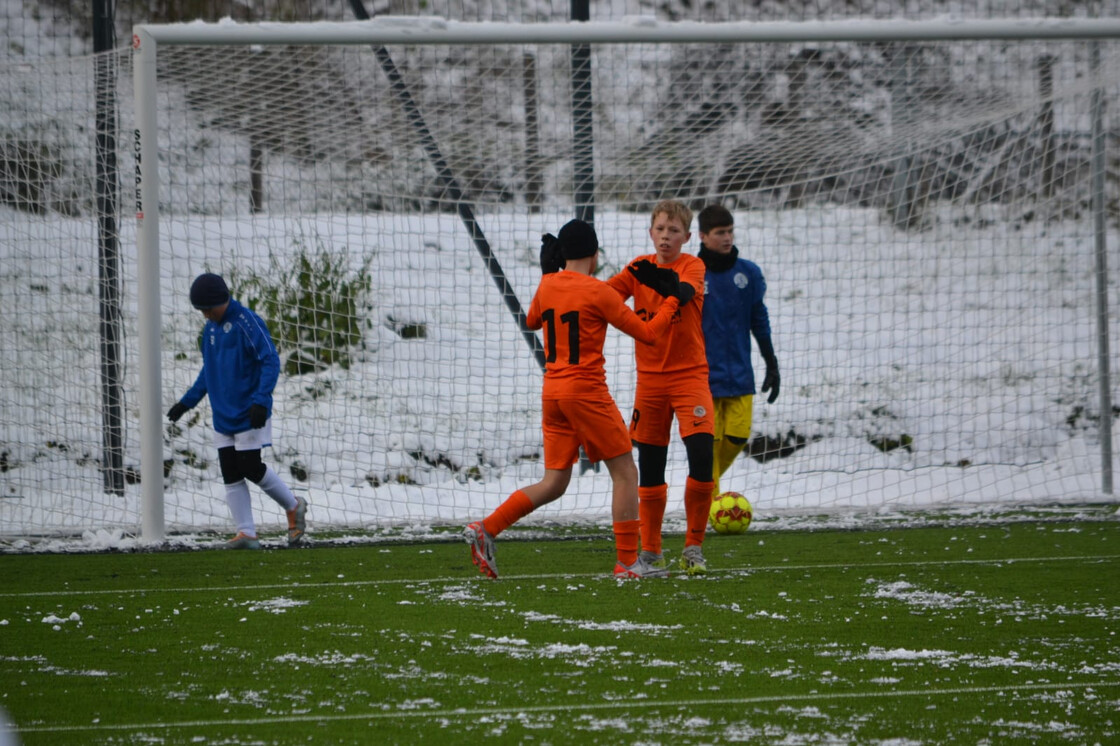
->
<box><xmin>1</xmin><ymin>201</ymin><xmax>1117</xmax><ymax>549</ymax></box>
<box><xmin>3</xmin><ymin>17</ymin><xmax>1120</xmax><ymax>547</ymax></box>
<box><xmin>1</xmin><ymin>520</ymin><xmax>1117</xmax><ymax>744</ymax></box>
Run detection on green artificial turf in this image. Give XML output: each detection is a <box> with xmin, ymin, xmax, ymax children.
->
<box><xmin>1</xmin><ymin>520</ymin><xmax>1117</xmax><ymax>744</ymax></box>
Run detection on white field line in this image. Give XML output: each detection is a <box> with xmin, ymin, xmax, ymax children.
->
<box><xmin>1</xmin><ymin>553</ymin><xmax>1118</xmax><ymax>599</ymax></box>
<box><xmin>14</xmin><ymin>680</ymin><xmax>1120</xmax><ymax>734</ymax></box>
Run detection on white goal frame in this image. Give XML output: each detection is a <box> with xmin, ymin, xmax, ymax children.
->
<box><xmin>132</xmin><ymin>16</ymin><xmax>1118</xmax><ymax>542</ymax></box>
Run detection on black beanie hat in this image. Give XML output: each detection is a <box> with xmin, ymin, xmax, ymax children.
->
<box><xmin>190</xmin><ymin>273</ymin><xmax>230</xmax><ymax>310</ymax></box>
<box><xmin>557</xmin><ymin>219</ymin><xmax>599</xmax><ymax>260</ymax></box>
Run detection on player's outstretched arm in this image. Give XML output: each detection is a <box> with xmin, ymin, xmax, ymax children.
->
<box><xmin>605</xmin><ymin>287</ymin><xmax>679</xmax><ymax>345</ymax></box>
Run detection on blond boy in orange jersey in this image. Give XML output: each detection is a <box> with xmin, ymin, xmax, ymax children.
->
<box><xmin>607</xmin><ymin>200</ymin><xmax>716</xmax><ymax>575</ymax></box>
<box><xmin>464</xmin><ymin>219</ymin><xmax>681</xmax><ymax>579</ymax></box>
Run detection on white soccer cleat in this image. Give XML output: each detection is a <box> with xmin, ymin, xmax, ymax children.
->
<box><xmin>614</xmin><ymin>557</ymin><xmax>671</xmax><ymax>579</ymax></box>
<box><xmin>463</xmin><ymin>521</ymin><xmax>498</xmax><ymax>579</ymax></box>
<box><xmin>678</xmin><ymin>544</ymin><xmax>707</xmax><ymax>575</ymax></box>
<box><xmin>287</xmin><ymin>496</ymin><xmax>308</xmax><ymax>546</ymax></box>
<box><xmin>226</xmin><ymin>532</ymin><xmax>261</xmax><ymax>550</ymax></box>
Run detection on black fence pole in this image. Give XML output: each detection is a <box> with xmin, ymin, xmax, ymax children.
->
<box><xmin>571</xmin><ymin>0</ymin><xmax>594</xmax><ymax>225</ymax></box>
<box><xmin>570</xmin><ymin>0</ymin><xmax>599</xmax><ymax>474</ymax></box>
<box><xmin>94</xmin><ymin>0</ymin><xmax>124</xmax><ymax>495</ymax></box>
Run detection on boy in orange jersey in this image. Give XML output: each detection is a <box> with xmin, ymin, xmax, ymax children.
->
<box><xmin>464</xmin><ymin>219</ymin><xmax>681</xmax><ymax>579</ymax></box>
<box><xmin>607</xmin><ymin>200</ymin><xmax>716</xmax><ymax>575</ymax></box>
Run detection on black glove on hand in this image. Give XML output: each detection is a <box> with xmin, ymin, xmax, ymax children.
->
<box><xmin>676</xmin><ymin>281</ymin><xmax>696</xmax><ymax>305</ymax></box>
<box><xmin>628</xmin><ymin>259</ymin><xmax>695</xmax><ymax>302</ymax></box>
<box><xmin>539</xmin><ymin>233</ymin><xmax>565</xmax><ymax>275</ymax></box>
<box><xmin>756</xmin><ymin>336</ymin><xmax>780</xmax><ymax>403</ymax></box>
<box><xmin>167</xmin><ymin>402</ymin><xmax>188</xmax><ymax>422</ymax></box>
<box><xmin>761</xmin><ymin>367</ymin><xmax>780</xmax><ymax>404</ymax></box>
<box><xmin>249</xmin><ymin>404</ymin><xmax>269</xmax><ymax>429</ymax></box>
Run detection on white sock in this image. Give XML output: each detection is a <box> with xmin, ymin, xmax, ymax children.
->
<box><xmin>224</xmin><ymin>480</ymin><xmax>256</xmax><ymax>536</ymax></box>
<box><xmin>257</xmin><ymin>466</ymin><xmax>298</xmax><ymax>511</ymax></box>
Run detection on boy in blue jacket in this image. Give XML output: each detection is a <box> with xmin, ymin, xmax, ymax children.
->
<box><xmin>698</xmin><ymin>206</ymin><xmax>780</xmax><ymax>497</ymax></box>
<box><xmin>167</xmin><ymin>273</ymin><xmax>307</xmax><ymax>549</ymax></box>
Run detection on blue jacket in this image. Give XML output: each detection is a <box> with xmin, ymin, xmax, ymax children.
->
<box><xmin>701</xmin><ymin>247</ymin><xmax>772</xmax><ymax>398</ymax></box>
<box><xmin>180</xmin><ymin>299</ymin><xmax>280</xmax><ymax>435</ymax></box>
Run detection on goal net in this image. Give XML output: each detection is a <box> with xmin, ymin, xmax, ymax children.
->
<box><xmin>2</xmin><ymin>19</ymin><xmax>1118</xmax><ymax>543</ymax></box>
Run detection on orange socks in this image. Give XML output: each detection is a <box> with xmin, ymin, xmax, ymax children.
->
<box><xmin>613</xmin><ymin>519</ymin><xmax>640</xmax><ymax>566</ymax></box>
<box><xmin>638</xmin><ymin>484</ymin><xmax>668</xmax><ymax>555</ymax></box>
<box><xmin>684</xmin><ymin>476</ymin><xmax>715</xmax><ymax>547</ymax></box>
<box><xmin>482</xmin><ymin>489</ymin><xmax>534</xmax><ymax>538</ymax></box>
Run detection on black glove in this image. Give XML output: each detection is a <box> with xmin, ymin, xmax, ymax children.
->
<box><xmin>249</xmin><ymin>404</ymin><xmax>269</xmax><ymax>429</ymax></box>
<box><xmin>540</xmin><ymin>233</ymin><xmax>565</xmax><ymax>275</ymax></box>
<box><xmin>628</xmin><ymin>259</ymin><xmax>695</xmax><ymax>302</ymax></box>
<box><xmin>756</xmin><ymin>336</ymin><xmax>780</xmax><ymax>404</ymax></box>
<box><xmin>676</xmin><ymin>281</ymin><xmax>696</xmax><ymax>305</ymax></box>
<box><xmin>761</xmin><ymin>367</ymin><xmax>780</xmax><ymax>404</ymax></box>
<box><xmin>167</xmin><ymin>402</ymin><xmax>189</xmax><ymax>422</ymax></box>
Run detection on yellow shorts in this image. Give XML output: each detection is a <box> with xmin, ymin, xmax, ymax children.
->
<box><xmin>713</xmin><ymin>394</ymin><xmax>753</xmax><ymax>441</ymax></box>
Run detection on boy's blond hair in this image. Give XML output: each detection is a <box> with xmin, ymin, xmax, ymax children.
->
<box><xmin>650</xmin><ymin>199</ymin><xmax>692</xmax><ymax>231</ymax></box>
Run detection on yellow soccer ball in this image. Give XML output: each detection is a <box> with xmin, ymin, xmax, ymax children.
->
<box><xmin>709</xmin><ymin>492</ymin><xmax>753</xmax><ymax>535</ymax></box>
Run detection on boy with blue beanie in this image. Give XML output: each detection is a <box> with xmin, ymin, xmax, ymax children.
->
<box><xmin>167</xmin><ymin>273</ymin><xmax>307</xmax><ymax>549</ymax></box>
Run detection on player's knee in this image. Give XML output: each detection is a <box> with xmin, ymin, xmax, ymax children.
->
<box><xmin>217</xmin><ymin>447</ymin><xmax>242</xmax><ymax>484</ymax></box>
<box><xmin>540</xmin><ymin>468</ymin><xmax>571</xmax><ymax>499</ymax></box>
<box><xmin>603</xmin><ymin>453</ymin><xmax>638</xmax><ymax>486</ymax></box>
<box><xmin>684</xmin><ymin>433</ymin><xmax>714</xmax><ymax>482</ymax></box>
<box><xmin>634</xmin><ymin>441</ymin><xmax>668</xmax><ymax>487</ymax></box>
<box><xmin>236</xmin><ymin>449</ymin><xmax>267</xmax><ymax>484</ymax></box>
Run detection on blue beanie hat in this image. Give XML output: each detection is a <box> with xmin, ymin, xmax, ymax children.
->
<box><xmin>557</xmin><ymin>219</ymin><xmax>599</xmax><ymax>260</ymax></box>
<box><xmin>189</xmin><ymin>273</ymin><xmax>230</xmax><ymax>310</ymax></box>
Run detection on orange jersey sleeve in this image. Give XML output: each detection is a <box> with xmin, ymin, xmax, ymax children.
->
<box><xmin>608</xmin><ymin>253</ymin><xmax>708</xmax><ymax>377</ymax></box>
<box><xmin>528</xmin><ymin>272</ymin><xmax>680</xmax><ymax>400</ymax></box>
<box><xmin>603</xmin><ymin>288</ymin><xmax>680</xmax><ymax>346</ymax></box>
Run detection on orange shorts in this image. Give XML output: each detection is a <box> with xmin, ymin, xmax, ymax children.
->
<box><xmin>628</xmin><ymin>373</ymin><xmax>715</xmax><ymax>447</ymax></box>
<box><xmin>542</xmin><ymin>397</ymin><xmax>633</xmax><ymax>469</ymax></box>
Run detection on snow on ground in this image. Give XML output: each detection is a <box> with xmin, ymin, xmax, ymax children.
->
<box><xmin>1</xmin><ymin>203</ymin><xmax>1117</xmax><ymax>551</ymax></box>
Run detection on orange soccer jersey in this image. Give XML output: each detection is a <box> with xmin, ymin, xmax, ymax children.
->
<box><xmin>607</xmin><ymin>252</ymin><xmax>708</xmax><ymax>378</ymax></box>
<box><xmin>526</xmin><ymin>271</ymin><xmax>679</xmax><ymax>401</ymax></box>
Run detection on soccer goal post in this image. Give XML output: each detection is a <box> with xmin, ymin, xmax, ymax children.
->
<box><xmin>118</xmin><ymin>17</ymin><xmax>1120</xmax><ymax>543</ymax></box>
